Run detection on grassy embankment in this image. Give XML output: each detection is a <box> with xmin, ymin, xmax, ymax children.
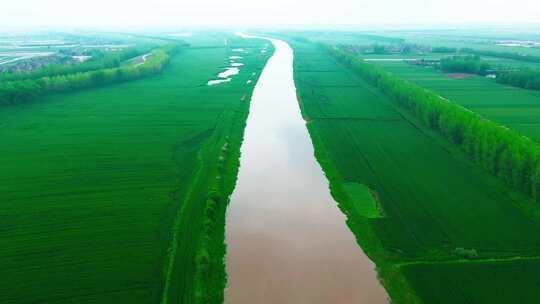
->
<box><xmin>0</xmin><ymin>33</ymin><xmax>272</xmax><ymax>304</ymax></box>
<box><xmin>288</xmin><ymin>39</ymin><xmax>540</xmax><ymax>303</ymax></box>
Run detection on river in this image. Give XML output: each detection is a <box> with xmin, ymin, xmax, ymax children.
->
<box><xmin>224</xmin><ymin>35</ymin><xmax>388</xmax><ymax>303</ymax></box>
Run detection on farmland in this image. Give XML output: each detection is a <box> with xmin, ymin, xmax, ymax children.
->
<box><xmin>402</xmin><ymin>257</ymin><xmax>540</xmax><ymax>303</ymax></box>
<box><xmin>288</xmin><ymin>37</ymin><xmax>540</xmax><ymax>303</ymax></box>
<box><xmin>290</xmin><ymin>29</ymin><xmax>540</xmax><ymax>140</ymax></box>
<box><xmin>4</xmin><ymin>26</ymin><xmax>540</xmax><ymax>303</ymax></box>
<box><xmin>373</xmin><ymin>61</ymin><xmax>540</xmax><ymax>142</ymax></box>
<box><xmin>0</xmin><ymin>32</ymin><xmax>272</xmax><ymax>304</ymax></box>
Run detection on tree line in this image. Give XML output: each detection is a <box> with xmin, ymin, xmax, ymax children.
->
<box><xmin>0</xmin><ymin>44</ymin><xmax>179</xmax><ymax>106</ymax></box>
<box><xmin>497</xmin><ymin>69</ymin><xmax>540</xmax><ymax>90</ymax></box>
<box><xmin>322</xmin><ymin>43</ymin><xmax>540</xmax><ymax>201</ymax></box>
<box><xmin>460</xmin><ymin>48</ymin><xmax>540</xmax><ymax>64</ymax></box>
<box><xmin>432</xmin><ymin>46</ymin><xmax>458</xmax><ymax>53</ymax></box>
<box><xmin>0</xmin><ymin>47</ymin><xmax>150</xmax><ymax>82</ymax></box>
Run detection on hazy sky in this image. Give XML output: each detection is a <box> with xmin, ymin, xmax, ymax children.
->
<box><xmin>2</xmin><ymin>0</ymin><xmax>540</xmax><ymax>29</ymax></box>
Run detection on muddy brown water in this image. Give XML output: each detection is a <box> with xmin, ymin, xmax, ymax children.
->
<box><xmin>224</xmin><ymin>36</ymin><xmax>388</xmax><ymax>303</ymax></box>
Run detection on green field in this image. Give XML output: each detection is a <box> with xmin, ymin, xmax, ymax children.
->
<box><xmin>402</xmin><ymin>257</ymin><xmax>540</xmax><ymax>303</ymax></box>
<box><xmin>372</xmin><ymin>61</ymin><xmax>540</xmax><ymax>141</ymax></box>
<box><xmin>0</xmin><ymin>33</ymin><xmax>271</xmax><ymax>304</ymax></box>
<box><xmin>289</xmin><ymin>38</ymin><xmax>540</xmax><ymax>303</ymax></box>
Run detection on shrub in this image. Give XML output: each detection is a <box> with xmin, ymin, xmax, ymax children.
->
<box><xmin>453</xmin><ymin>247</ymin><xmax>478</xmax><ymax>259</ymax></box>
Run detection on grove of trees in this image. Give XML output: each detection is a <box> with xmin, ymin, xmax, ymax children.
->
<box><xmin>439</xmin><ymin>55</ymin><xmax>491</xmax><ymax>75</ymax></box>
<box><xmin>323</xmin><ymin>43</ymin><xmax>540</xmax><ymax>201</ymax></box>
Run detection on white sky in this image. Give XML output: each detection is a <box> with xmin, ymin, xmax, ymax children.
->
<box><xmin>2</xmin><ymin>0</ymin><xmax>540</xmax><ymax>29</ymax></box>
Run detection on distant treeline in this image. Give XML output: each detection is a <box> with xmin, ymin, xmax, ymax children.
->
<box><xmin>440</xmin><ymin>55</ymin><xmax>491</xmax><ymax>75</ymax></box>
<box><xmin>497</xmin><ymin>69</ymin><xmax>540</xmax><ymax>90</ymax></box>
<box><xmin>0</xmin><ymin>47</ymin><xmax>150</xmax><ymax>82</ymax></box>
<box><xmin>354</xmin><ymin>34</ymin><xmax>405</xmax><ymax>44</ymax></box>
<box><xmin>0</xmin><ymin>44</ymin><xmax>179</xmax><ymax>106</ymax></box>
<box><xmin>322</xmin><ymin>43</ymin><xmax>540</xmax><ymax>201</ymax></box>
<box><xmin>431</xmin><ymin>46</ymin><xmax>458</xmax><ymax>53</ymax></box>
<box><xmin>460</xmin><ymin>48</ymin><xmax>540</xmax><ymax>64</ymax></box>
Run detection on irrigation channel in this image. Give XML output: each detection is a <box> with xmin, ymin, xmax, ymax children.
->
<box><xmin>224</xmin><ymin>35</ymin><xmax>388</xmax><ymax>303</ymax></box>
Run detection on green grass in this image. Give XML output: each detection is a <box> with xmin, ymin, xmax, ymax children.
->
<box><xmin>289</xmin><ymin>38</ymin><xmax>540</xmax><ymax>303</ymax></box>
<box><xmin>374</xmin><ymin>61</ymin><xmax>540</xmax><ymax>141</ymax></box>
<box><xmin>0</xmin><ymin>33</ymin><xmax>272</xmax><ymax>304</ymax></box>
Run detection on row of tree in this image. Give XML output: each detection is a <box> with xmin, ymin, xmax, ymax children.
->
<box><xmin>461</xmin><ymin>48</ymin><xmax>540</xmax><ymax>63</ymax></box>
<box><xmin>431</xmin><ymin>46</ymin><xmax>458</xmax><ymax>53</ymax></box>
<box><xmin>322</xmin><ymin>43</ymin><xmax>540</xmax><ymax>201</ymax></box>
<box><xmin>0</xmin><ymin>47</ymin><xmax>150</xmax><ymax>82</ymax></box>
<box><xmin>194</xmin><ymin>190</ymin><xmax>223</xmax><ymax>304</ymax></box>
<box><xmin>497</xmin><ymin>69</ymin><xmax>540</xmax><ymax>90</ymax></box>
<box><xmin>0</xmin><ymin>45</ymin><xmax>179</xmax><ymax>106</ymax></box>
<box><xmin>439</xmin><ymin>55</ymin><xmax>491</xmax><ymax>75</ymax></box>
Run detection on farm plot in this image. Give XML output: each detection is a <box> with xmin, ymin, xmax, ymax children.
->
<box><xmin>290</xmin><ymin>39</ymin><xmax>540</xmax><ymax>303</ymax></box>
<box><xmin>375</xmin><ymin>61</ymin><xmax>540</xmax><ymax>142</ymax></box>
<box><xmin>0</xmin><ymin>33</ymin><xmax>271</xmax><ymax>304</ymax></box>
<box><xmin>401</xmin><ymin>258</ymin><xmax>540</xmax><ymax>304</ymax></box>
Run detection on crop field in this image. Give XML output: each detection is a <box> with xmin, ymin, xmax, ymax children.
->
<box><xmin>289</xmin><ymin>38</ymin><xmax>540</xmax><ymax>303</ymax></box>
<box><xmin>0</xmin><ymin>33</ymin><xmax>271</xmax><ymax>304</ymax></box>
<box><xmin>402</xmin><ymin>257</ymin><xmax>540</xmax><ymax>303</ymax></box>
<box><xmin>372</xmin><ymin>61</ymin><xmax>540</xmax><ymax>141</ymax></box>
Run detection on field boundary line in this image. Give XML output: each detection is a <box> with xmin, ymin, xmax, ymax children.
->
<box><xmin>159</xmin><ymin>139</ymin><xmax>210</xmax><ymax>304</ymax></box>
<box><xmin>397</xmin><ymin>255</ymin><xmax>540</xmax><ymax>267</ymax></box>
